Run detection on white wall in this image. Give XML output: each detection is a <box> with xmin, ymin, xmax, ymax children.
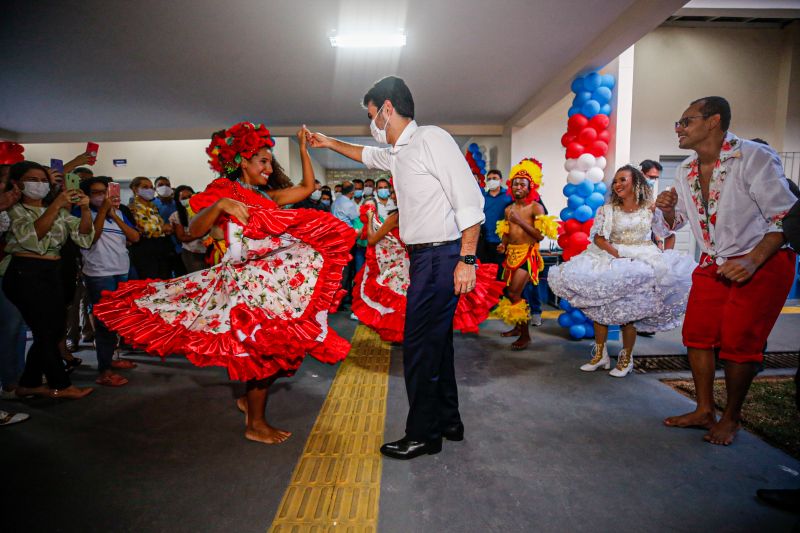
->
<box><xmin>20</xmin><ymin>137</ymin><xmax>324</xmax><ymax>192</ymax></box>
<box><xmin>630</xmin><ymin>26</ymin><xmax>798</xmax><ymax>165</ymax></box>
<box><xmin>287</xmin><ymin>138</ymin><xmax>328</xmax><ymax>185</ymax></box>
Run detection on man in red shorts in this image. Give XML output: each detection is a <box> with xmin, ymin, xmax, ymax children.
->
<box><xmin>656</xmin><ymin>96</ymin><xmax>796</xmax><ymax>446</ymax></box>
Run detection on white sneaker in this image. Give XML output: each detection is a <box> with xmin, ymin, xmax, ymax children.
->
<box><xmin>609</xmin><ymin>349</ymin><xmax>633</xmax><ymax>377</ymax></box>
<box><xmin>0</xmin><ymin>410</ymin><xmax>30</xmax><ymax>426</ymax></box>
<box><xmin>350</xmin><ymin>313</ymin><xmax>358</xmax><ymax>321</ymax></box>
<box><xmin>580</xmin><ymin>344</ymin><xmax>610</xmax><ymax>371</ymax></box>
<box><xmin>530</xmin><ymin>313</ymin><xmax>542</xmax><ymax>327</ymax></box>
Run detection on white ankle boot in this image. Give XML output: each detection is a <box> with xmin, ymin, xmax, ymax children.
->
<box><xmin>609</xmin><ymin>348</ymin><xmax>633</xmax><ymax>377</ymax></box>
<box><xmin>580</xmin><ymin>343</ymin><xmax>610</xmax><ymax>371</ymax></box>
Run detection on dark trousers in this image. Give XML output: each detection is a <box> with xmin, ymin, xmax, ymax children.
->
<box><xmin>2</xmin><ymin>257</ymin><xmax>71</xmax><ymax>389</ymax></box>
<box><xmin>403</xmin><ymin>242</ymin><xmax>461</xmax><ymax>441</ymax></box>
<box><xmin>479</xmin><ymin>238</ymin><xmax>505</xmax><ymax>281</ymax></box>
<box><xmin>85</xmin><ymin>274</ymin><xmax>127</xmax><ymax>373</ymax></box>
<box><xmin>130</xmin><ymin>237</ymin><xmax>173</xmax><ymax>280</ymax></box>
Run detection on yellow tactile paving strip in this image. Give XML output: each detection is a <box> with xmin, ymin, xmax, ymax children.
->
<box><xmin>492</xmin><ymin>307</ymin><xmax>800</xmax><ymax>320</ymax></box>
<box><xmin>270</xmin><ymin>325</ymin><xmax>390</xmax><ymax>532</ymax></box>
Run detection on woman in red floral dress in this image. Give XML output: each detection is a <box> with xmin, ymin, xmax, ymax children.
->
<box><xmin>95</xmin><ymin>123</ymin><xmax>354</xmax><ymax>444</ymax></box>
<box><xmin>352</xmin><ymin>202</ymin><xmax>504</xmax><ymax>343</ymax></box>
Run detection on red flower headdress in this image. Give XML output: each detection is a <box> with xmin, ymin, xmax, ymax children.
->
<box><xmin>506</xmin><ymin>157</ymin><xmax>543</xmax><ymax>204</ymax></box>
<box><xmin>206</xmin><ymin>122</ymin><xmax>276</xmax><ymax>174</ymax></box>
<box><xmin>0</xmin><ymin>141</ymin><xmax>25</xmax><ymax>165</ymax></box>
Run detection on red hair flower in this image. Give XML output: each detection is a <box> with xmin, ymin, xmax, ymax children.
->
<box><xmin>206</xmin><ymin>122</ymin><xmax>275</xmax><ymax>174</ymax></box>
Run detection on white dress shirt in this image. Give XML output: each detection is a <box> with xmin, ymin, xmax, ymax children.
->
<box><xmin>361</xmin><ymin>121</ymin><xmax>485</xmax><ymax>245</ymax></box>
<box><xmin>670</xmin><ymin>132</ymin><xmax>796</xmax><ymax>266</ymax></box>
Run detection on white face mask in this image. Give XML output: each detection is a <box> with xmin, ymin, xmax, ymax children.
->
<box><xmin>363</xmin><ymin>186</ymin><xmax>374</xmax><ymax>196</ymax></box>
<box><xmin>156</xmin><ymin>185</ymin><xmax>173</xmax><ymax>197</ymax></box>
<box><xmin>137</xmin><ymin>188</ymin><xmax>156</xmax><ymax>201</ymax></box>
<box><xmin>180</xmin><ymin>198</ymin><xmax>191</xmax><ymax>207</ymax></box>
<box><xmin>486</xmin><ymin>179</ymin><xmax>501</xmax><ymax>191</ymax></box>
<box><xmin>370</xmin><ymin>104</ymin><xmax>390</xmax><ymax>145</ymax></box>
<box><xmin>22</xmin><ymin>181</ymin><xmax>51</xmax><ymax>200</ymax></box>
<box><xmin>90</xmin><ymin>194</ymin><xmax>106</xmax><ymax>208</ymax></box>
<box><xmin>310</xmin><ymin>190</ymin><xmax>322</xmax><ymax>201</ymax></box>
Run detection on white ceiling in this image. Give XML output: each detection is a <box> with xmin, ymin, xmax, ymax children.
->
<box><xmin>0</xmin><ymin>0</ymin><xmax>689</xmax><ymax>142</ymax></box>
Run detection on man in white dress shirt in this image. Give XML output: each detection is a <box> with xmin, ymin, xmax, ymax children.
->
<box><xmin>308</xmin><ymin>76</ymin><xmax>485</xmax><ymax>459</ymax></box>
<box><xmin>657</xmin><ymin>96</ymin><xmax>796</xmax><ymax>446</ymax></box>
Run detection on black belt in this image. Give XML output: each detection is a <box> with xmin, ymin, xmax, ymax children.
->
<box><xmin>406</xmin><ymin>239</ymin><xmax>460</xmax><ymax>252</ymax></box>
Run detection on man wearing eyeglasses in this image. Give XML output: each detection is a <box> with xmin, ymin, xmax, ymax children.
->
<box><xmin>656</xmin><ymin>96</ymin><xmax>796</xmax><ymax>446</ymax></box>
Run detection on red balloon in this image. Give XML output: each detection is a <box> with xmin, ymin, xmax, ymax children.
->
<box><xmin>597</xmin><ymin>130</ymin><xmax>611</xmax><ymax>143</ymax></box>
<box><xmin>567</xmin><ymin>114</ymin><xmax>589</xmax><ymax>134</ymax></box>
<box><xmin>580</xmin><ymin>220</ymin><xmax>594</xmax><ymax>234</ymax></box>
<box><xmin>566</xmin><ymin>142</ymin><xmax>584</xmax><ymax>159</ymax></box>
<box><xmin>589</xmin><ymin>114</ymin><xmax>610</xmax><ymax>130</ymax></box>
<box><xmin>588</xmin><ymin>140</ymin><xmax>608</xmax><ymax>157</ymax></box>
<box><xmin>564</xmin><ymin>219</ymin><xmax>581</xmax><ymax>234</ymax></box>
<box><xmin>561</xmin><ymin>249</ymin><xmax>574</xmax><ymax>261</ymax></box>
<box><xmin>466</xmin><ymin>152</ymin><xmax>475</xmax><ymax>162</ymax></box>
<box><xmin>570</xmin><ymin>231</ymin><xmax>589</xmax><ymax>248</ymax></box>
<box><xmin>578</xmin><ymin>127</ymin><xmax>597</xmax><ymax>145</ymax></box>
<box><xmin>557</xmin><ymin>235</ymin><xmax>569</xmax><ymax>249</ymax></box>
<box><xmin>561</xmin><ymin>133</ymin><xmax>576</xmax><ymax>147</ymax></box>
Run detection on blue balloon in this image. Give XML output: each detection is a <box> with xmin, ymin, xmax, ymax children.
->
<box><xmin>601</xmin><ymin>74</ymin><xmax>616</xmax><ymax>89</ymax></box>
<box><xmin>600</xmin><ymin>103</ymin><xmax>611</xmax><ymax>116</ymax></box>
<box><xmin>594</xmin><ymin>182</ymin><xmax>607</xmax><ymax>194</ymax></box>
<box><xmin>563</xmin><ymin>184</ymin><xmax>577</xmax><ymax>197</ymax></box>
<box><xmin>583</xmin><ymin>323</ymin><xmax>595</xmax><ymax>338</ymax></box>
<box><xmin>558</xmin><ymin>299</ymin><xmax>573</xmax><ymax>312</ymax></box>
<box><xmin>558</xmin><ymin>313</ymin><xmax>573</xmax><ymax>328</ymax></box>
<box><xmin>560</xmin><ymin>207</ymin><xmax>574</xmax><ymax>220</ymax></box>
<box><xmin>469</xmin><ymin>143</ymin><xmax>479</xmax><ymax>152</ymax></box>
<box><xmin>593</xmin><ymin>87</ymin><xmax>612</xmax><ymax>103</ymax></box>
<box><xmin>574</xmin><ymin>205</ymin><xmax>593</xmax><ymax>222</ymax></box>
<box><xmin>570</xmin><ymin>309</ymin><xmax>585</xmax><ymax>323</ymax></box>
<box><xmin>570</xmin><ymin>77</ymin><xmax>585</xmax><ymax>93</ymax></box>
<box><xmin>584</xmin><ymin>72</ymin><xmax>601</xmax><ymax>91</ymax></box>
<box><xmin>574</xmin><ymin>91</ymin><xmax>592</xmax><ymax>105</ymax></box>
<box><xmin>569</xmin><ymin>324</ymin><xmax>587</xmax><ymax>339</ymax></box>
<box><xmin>576</xmin><ymin>180</ymin><xmax>594</xmax><ymax>197</ymax></box>
<box><xmin>581</xmin><ymin>100</ymin><xmax>601</xmax><ymax>118</ymax></box>
<box><xmin>567</xmin><ymin>194</ymin><xmax>585</xmax><ymax>209</ymax></box>
<box><xmin>567</xmin><ymin>106</ymin><xmax>580</xmax><ymax>117</ymax></box>
<box><xmin>585</xmin><ymin>192</ymin><xmax>605</xmax><ymax>209</ymax></box>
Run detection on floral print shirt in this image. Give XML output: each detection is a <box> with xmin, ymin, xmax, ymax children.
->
<box><xmin>131</xmin><ymin>198</ymin><xmax>166</xmax><ymax>238</ymax></box>
<box><xmin>669</xmin><ymin>132</ymin><xmax>796</xmax><ymax>266</ymax></box>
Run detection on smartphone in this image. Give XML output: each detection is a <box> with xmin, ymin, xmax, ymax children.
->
<box><xmin>65</xmin><ymin>172</ymin><xmax>81</xmax><ymax>191</ymax></box>
<box><xmin>86</xmin><ymin>142</ymin><xmax>99</xmax><ymax>165</ymax></box>
<box><xmin>50</xmin><ymin>158</ymin><xmax>64</xmax><ymax>173</ymax></box>
<box><xmin>107</xmin><ymin>181</ymin><xmax>120</xmax><ymax>198</ymax></box>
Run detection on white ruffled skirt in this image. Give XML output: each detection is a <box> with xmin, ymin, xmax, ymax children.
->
<box><xmin>548</xmin><ymin>243</ymin><xmax>696</xmax><ymax>332</ymax></box>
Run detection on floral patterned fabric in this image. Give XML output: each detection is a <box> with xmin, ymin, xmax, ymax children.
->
<box><xmin>669</xmin><ymin>132</ymin><xmax>795</xmax><ymax>267</ymax></box>
<box><xmin>549</xmin><ymin>206</ymin><xmax>696</xmax><ymax>332</ymax></box>
<box><xmin>94</xmin><ymin>178</ymin><xmax>354</xmax><ymax>381</ymax></box>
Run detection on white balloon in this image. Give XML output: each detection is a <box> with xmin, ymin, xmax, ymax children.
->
<box><xmin>567</xmin><ymin>170</ymin><xmax>586</xmax><ymax>184</ymax></box>
<box><xmin>564</xmin><ymin>158</ymin><xmax>577</xmax><ymax>172</ymax></box>
<box><xmin>595</xmin><ymin>156</ymin><xmax>607</xmax><ymax>170</ymax></box>
<box><xmin>586</xmin><ymin>166</ymin><xmax>605</xmax><ymax>183</ymax></box>
<box><xmin>576</xmin><ymin>153</ymin><xmax>596</xmax><ymax>172</ymax></box>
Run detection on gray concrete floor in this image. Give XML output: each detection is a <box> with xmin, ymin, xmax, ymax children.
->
<box><xmin>1</xmin><ymin>311</ymin><xmax>798</xmax><ymax>532</ymax></box>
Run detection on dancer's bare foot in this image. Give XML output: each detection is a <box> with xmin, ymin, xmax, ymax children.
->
<box><xmin>49</xmin><ymin>385</ymin><xmax>93</xmax><ymax>400</ymax></box>
<box><xmin>511</xmin><ymin>336</ymin><xmax>530</xmax><ymax>350</ymax></box>
<box><xmin>245</xmin><ymin>421</ymin><xmax>292</xmax><ymax>444</ymax></box>
<box><xmin>236</xmin><ymin>396</ymin><xmax>248</xmax><ymax>425</ymax></box>
<box><xmin>663</xmin><ymin>410</ymin><xmax>716</xmax><ymax>429</ymax></box>
<box><xmin>501</xmin><ymin>326</ymin><xmax>521</xmax><ymax>338</ymax></box>
<box><xmin>703</xmin><ymin>417</ymin><xmax>741</xmax><ymax>446</ymax></box>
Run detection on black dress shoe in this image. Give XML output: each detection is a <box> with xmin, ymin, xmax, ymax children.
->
<box><xmin>380</xmin><ymin>437</ymin><xmax>442</xmax><ymax>460</ymax></box>
<box><xmin>756</xmin><ymin>488</ymin><xmax>800</xmax><ymax>513</ymax></box>
<box><xmin>441</xmin><ymin>422</ymin><xmax>464</xmax><ymax>441</ymax></box>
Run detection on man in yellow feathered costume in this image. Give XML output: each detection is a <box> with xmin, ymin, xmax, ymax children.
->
<box><xmin>495</xmin><ymin>158</ymin><xmax>558</xmax><ymax>349</ymax></box>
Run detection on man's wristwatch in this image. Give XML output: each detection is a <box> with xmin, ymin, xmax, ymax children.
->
<box><xmin>459</xmin><ymin>255</ymin><xmax>477</xmax><ymax>265</ymax></box>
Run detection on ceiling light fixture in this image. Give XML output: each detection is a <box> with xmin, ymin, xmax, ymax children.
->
<box><xmin>329</xmin><ymin>31</ymin><xmax>406</xmax><ymax>48</ymax></box>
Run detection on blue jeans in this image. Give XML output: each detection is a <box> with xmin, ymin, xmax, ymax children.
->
<box><xmin>354</xmin><ymin>245</ymin><xmax>366</xmax><ymax>274</ymax></box>
<box><xmin>84</xmin><ymin>274</ymin><xmax>128</xmax><ymax>372</ymax></box>
<box><xmin>523</xmin><ymin>282</ymin><xmax>543</xmax><ymax>315</ymax></box>
<box><xmin>0</xmin><ymin>275</ymin><xmax>27</xmax><ymax>390</ymax></box>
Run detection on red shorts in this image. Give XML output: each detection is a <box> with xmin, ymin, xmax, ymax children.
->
<box><xmin>682</xmin><ymin>249</ymin><xmax>796</xmax><ymax>363</ymax></box>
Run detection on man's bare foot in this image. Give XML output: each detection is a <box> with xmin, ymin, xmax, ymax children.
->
<box><xmin>236</xmin><ymin>396</ymin><xmax>249</xmax><ymax>426</ymax></box>
<box><xmin>703</xmin><ymin>417</ymin><xmax>741</xmax><ymax>446</ymax></box>
<box><xmin>511</xmin><ymin>336</ymin><xmax>530</xmax><ymax>350</ymax></box>
<box><xmin>245</xmin><ymin>421</ymin><xmax>292</xmax><ymax>444</ymax></box>
<box><xmin>501</xmin><ymin>326</ymin><xmax>521</xmax><ymax>338</ymax></box>
<box><xmin>49</xmin><ymin>386</ymin><xmax>93</xmax><ymax>400</ymax></box>
<box><xmin>663</xmin><ymin>410</ymin><xmax>716</xmax><ymax>429</ymax></box>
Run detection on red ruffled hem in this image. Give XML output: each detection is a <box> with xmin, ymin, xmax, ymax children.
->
<box><xmin>453</xmin><ymin>263</ymin><xmax>505</xmax><ymax>333</ymax></box>
<box><xmin>94</xmin><ymin>207</ymin><xmax>355</xmax><ymax>382</ymax></box>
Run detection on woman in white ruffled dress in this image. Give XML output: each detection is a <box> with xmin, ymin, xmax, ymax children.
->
<box><xmin>549</xmin><ymin>165</ymin><xmax>696</xmax><ymax>377</ymax></box>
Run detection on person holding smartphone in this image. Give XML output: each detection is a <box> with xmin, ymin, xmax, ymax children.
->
<box><xmin>1</xmin><ymin>161</ymin><xmax>94</xmax><ymax>399</ymax></box>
